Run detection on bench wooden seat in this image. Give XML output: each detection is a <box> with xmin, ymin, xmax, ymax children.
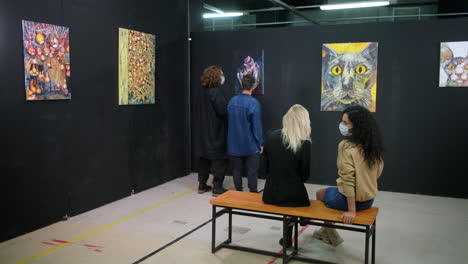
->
<box><xmin>210</xmin><ymin>190</ymin><xmax>378</xmax><ymax>264</ymax></box>
<box><xmin>210</xmin><ymin>190</ymin><xmax>378</xmax><ymax>226</ymax></box>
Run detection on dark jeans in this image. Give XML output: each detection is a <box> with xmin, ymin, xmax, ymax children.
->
<box><xmin>198</xmin><ymin>157</ymin><xmax>228</xmax><ymax>191</ymax></box>
<box><xmin>231</xmin><ymin>153</ymin><xmax>259</xmax><ymax>192</ymax></box>
<box><xmin>323</xmin><ymin>187</ymin><xmax>374</xmax><ymax>211</ymax></box>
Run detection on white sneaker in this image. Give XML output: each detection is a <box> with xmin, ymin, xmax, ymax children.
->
<box><xmin>312</xmin><ymin>227</ymin><xmax>332</xmax><ymax>245</ymax></box>
<box><xmin>312</xmin><ymin>227</ymin><xmax>344</xmax><ymax>247</ymax></box>
<box><xmin>325</xmin><ymin>228</ymin><xmax>344</xmax><ymax>247</ymax></box>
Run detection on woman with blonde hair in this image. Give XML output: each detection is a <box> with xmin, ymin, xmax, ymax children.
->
<box><xmin>262</xmin><ymin>104</ymin><xmax>312</xmax><ymax>247</ymax></box>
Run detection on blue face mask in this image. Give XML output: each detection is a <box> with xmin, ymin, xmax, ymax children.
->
<box><xmin>220</xmin><ymin>76</ymin><xmax>225</xmax><ymax>85</ymax></box>
<box><xmin>339</xmin><ymin>123</ymin><xmax>351</xmax><ymax>137</ymax></box>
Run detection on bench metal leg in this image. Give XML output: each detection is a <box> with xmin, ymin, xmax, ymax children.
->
<box><xmin>294</xmin><ymin>219</ymin><xmax>298</xmax><ymax>252</ymax></box>
<box><xmin>282</xmin><ymin>216</ymin><xmax>288</xmax><ymax>264</ymax></box>
<box><xmin>228</xmin><ymin>208</ymin><xmax>232</xmax><ymax>243</ymax></box>
<box><xmin>212</xmin><ymin>205</ymin><xmax>216</xmax><ymax>253</ymax></box>
<box><xmin>365</xmin><ymin>226</ymin><xmax>370</xmax><ymax>264</ymax></box>
<box><xmin>211</xmin><ymin>206</ymin><xmax>233</xmax><ymax>254</ymax></box>
<box><xmin>372</xmin><ymin>221</ymin><xmax>376</xmax><ymax>264</ymax></box>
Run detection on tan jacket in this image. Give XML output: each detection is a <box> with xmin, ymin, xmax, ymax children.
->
<box><xmin>336</xmin><ymin>140</ymin><xmax>384</xmax><ymax>202</ymax></box>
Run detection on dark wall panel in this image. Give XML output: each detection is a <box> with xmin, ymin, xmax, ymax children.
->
<box><xmin>0</xmin><ymin>0</ymin><xmax>190</xmax><ymax>242</ymax></box>
<box><xmin>191</xmin><ymin>18</ymin><xmax>468</xmax><ymax>199</ymax></box>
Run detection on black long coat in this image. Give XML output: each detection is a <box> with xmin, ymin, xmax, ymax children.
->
<box><xmin>262</xmin><ymin>130</ymin><xmax>311</xmax><ymax>207</ymax></box>
<box><xmin>194</xmin><ymin>86</ymin><xmax>228</xmax><ymax>160</ymax></box>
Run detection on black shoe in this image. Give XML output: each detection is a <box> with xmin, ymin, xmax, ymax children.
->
<box><xmin>198</xmin><ymin>184</ymin><xmax>212</xmax><ymax>194</ymax></box>
<box><xmin>279</xmin><ymin>238</ymin><xmax>293</xmax><ymax>248</ymax></box>
<box><xmin>212</xmin><ymin>187</ymin><xmax>227</xmax><ymax>197</ymax></box>
<box><xmin>279</xmin><ymin>225</ymin><xmax>293</xmax><ymax>248</ymax></box>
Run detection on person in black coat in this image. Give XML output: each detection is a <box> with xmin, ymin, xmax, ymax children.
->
<box><xmin>195</xmin><ymin>66</ymin><xmax>229</xmax><ymax>196</ymax></box>
<box><xmin>262</xmin><ymin>104</ymin><xmax>312</xmax><ymax>246</ymax></box>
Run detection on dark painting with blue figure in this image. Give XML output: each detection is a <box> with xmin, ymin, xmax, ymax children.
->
<box><xmin>234</xmin><ymin>50</ymin><xmax>264</xmax><ymax>95</ymax></box>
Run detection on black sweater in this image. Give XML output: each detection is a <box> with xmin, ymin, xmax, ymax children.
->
<box><xmin>262</xmin><ymin>130</ymin><xmax>311</xmax><ymax>207</ymax></box>
<box><xmin>195</xmin><ymin>86</ymin><xmax>228</xmax><ymax>160</ymax></box>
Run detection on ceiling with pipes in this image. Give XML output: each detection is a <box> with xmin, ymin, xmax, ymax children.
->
<box><xmin>199</xmin><ymin>0</ymin><xmax>468</xmax><ymax>31</ymax></box>
<box><xmin>203</xmin><ymin>0</ymin><xmax>436</xmax><ymax>12</ymax></box>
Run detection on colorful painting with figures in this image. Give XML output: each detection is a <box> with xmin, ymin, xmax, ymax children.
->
<box><xmin>118</xmin><ymin>28</ymin><xmax>156</xmax><ymax>105</ymax></box>
<box><xmin>234</xmin><ymin>50</ymin><xmax>264</xmax><ymax>95</ymax></box>
<box><xmin>321</xmin><ymin>42</ymin><xmax>378</xmax><ymax>112</ymax></box>
<box><xmin>22</xmin><ymin>20</ymin><xmax>71</xmax><ymax>101</ymax></box>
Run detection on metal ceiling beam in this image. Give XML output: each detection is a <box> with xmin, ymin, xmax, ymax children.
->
<box><xmin>243</xmin><ymin>4</ymin><xmax>321</xmax><ymax>13</ymax></box>
<box><xmin>267</xmin><ymin>0</ymin><xmax>319</xmax><ymax>24</ymax></box>
<box><xmin>203</xmin><ymin>3</ymin><xmax>224</xmax><ymax>14</ymax></box>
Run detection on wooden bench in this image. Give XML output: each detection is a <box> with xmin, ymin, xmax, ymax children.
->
<box><xmin>210</xmin><ymin>190</ymin><xmax>378</xmax><ymax>264</ymax></box>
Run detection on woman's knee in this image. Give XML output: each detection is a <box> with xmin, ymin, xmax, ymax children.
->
<box><xmin>316</xmin><ymin>188</ymin><xmax>327</xmax><ymax>201</ymax></box>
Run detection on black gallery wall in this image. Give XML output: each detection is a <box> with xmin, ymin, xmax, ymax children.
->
<box><xmin>191</xmin><ymin>17</ymin><xmax>468</xmax><ymax>200</ymax></box>
<box><xmin>0</xmin><ymin>0</ymin><xmax>190</xmax><ymax>242</ymax></box>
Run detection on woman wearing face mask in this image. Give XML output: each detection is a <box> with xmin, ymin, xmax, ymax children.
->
<box><xmin>315</xmin><ymin>105</ymin><xmax>384</xmax><ymax>246</ymax></box>
<box><xmin>195</xmin><ymin>66</ymin><xmax>229</xmax><ymax>196</ymax></box>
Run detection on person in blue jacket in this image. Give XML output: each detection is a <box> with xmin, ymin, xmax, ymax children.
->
<box><xmin>227</xmin><ymin>74</ymin><xmax>263</xmax><ymax>193</ymax></box>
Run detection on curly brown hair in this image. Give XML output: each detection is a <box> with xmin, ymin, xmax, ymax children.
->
<box><xmin>200</xmin><ymin>65</ymin><xmax>223</xmax><ymax>88</ymax></box>
<box><xmin>343</xmin><ymin>106</ymin><xmax>384</xmax><ymax>168</ymax></box>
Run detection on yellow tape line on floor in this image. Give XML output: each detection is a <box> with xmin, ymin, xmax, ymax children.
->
<box><xmin>17</xmin><ymin>187</ymin><xmax>197</xmax><ymax>264</ymax></box>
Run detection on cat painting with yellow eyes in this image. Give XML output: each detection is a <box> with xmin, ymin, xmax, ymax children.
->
<box><xmin>321</xmin><ymin>42</ymin><xmax>378</xmax><ymax>112</ymax></box>
<box><xmin>440</xmin><ymin>41</ymin><xmax>468</xmax><ymax>87</ymax></box>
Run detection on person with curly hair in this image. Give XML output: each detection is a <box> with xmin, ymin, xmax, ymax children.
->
<box><xmin>314</xmin><ymin>105</ymin><xmax>384</xmax><ymax>246</ymax></box>
<box><xmin>196</xmin><ymin>65</ymin><xmax>229</xmax><ymax>196</ymax></box>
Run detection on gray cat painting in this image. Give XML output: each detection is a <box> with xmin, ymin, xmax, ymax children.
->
<box><xmin>321</xmin><ymin>42</ymin><xmax>378</xmax><ymax>112</ymax></box>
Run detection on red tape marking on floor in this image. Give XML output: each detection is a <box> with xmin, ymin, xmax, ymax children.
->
<box><xmin>52</xmin><ymin>239</ymin><xmax>69</xmax><ymax>244</ymax></box>
<box><xmin>42</xmin><ymin>239</ymin><xmax>103</xmax><ymax>252</ymax></box>
<box><xmin>84</xmin><ymin>244</ymin><xmax>102</xmax><ymax>248</ymax></box>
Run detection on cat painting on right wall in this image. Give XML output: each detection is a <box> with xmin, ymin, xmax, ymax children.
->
<box><xmin>440</xmin><ymin>41</ymin><xmax>468</xmax><ymax>87</ymax></box>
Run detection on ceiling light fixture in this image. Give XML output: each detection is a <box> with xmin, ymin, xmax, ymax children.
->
<box><xmin>203</xmin><ymin>12</ymin><xmax>244</xmax><ymax>19</ymax></box>
<box><xmin>320</xmin><ymin>1</ymin><xmax>390</xmax><ymax>10</ymax></box>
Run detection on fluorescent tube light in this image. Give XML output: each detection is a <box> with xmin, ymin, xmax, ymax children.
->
<box><xmin>203</xmin><ymin>12</ymin><xmax>244</xmax><ymax>18</ymax></box>
<box><xmin>320</xmin><ymin>1</ymin><xmax>390</xmax><ymax>10</ymax></box>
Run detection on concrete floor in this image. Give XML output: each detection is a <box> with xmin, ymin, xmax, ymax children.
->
<box><xmin>1</xmin><ymin>173</ymin><xmax>467</xmax><ymax>264</ymax></box>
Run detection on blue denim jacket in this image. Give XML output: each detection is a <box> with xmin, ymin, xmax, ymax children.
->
<box><xmin>227</xmin><ymin>94</ymin><xmax>263</xmax><ymax>156</ymax></box>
